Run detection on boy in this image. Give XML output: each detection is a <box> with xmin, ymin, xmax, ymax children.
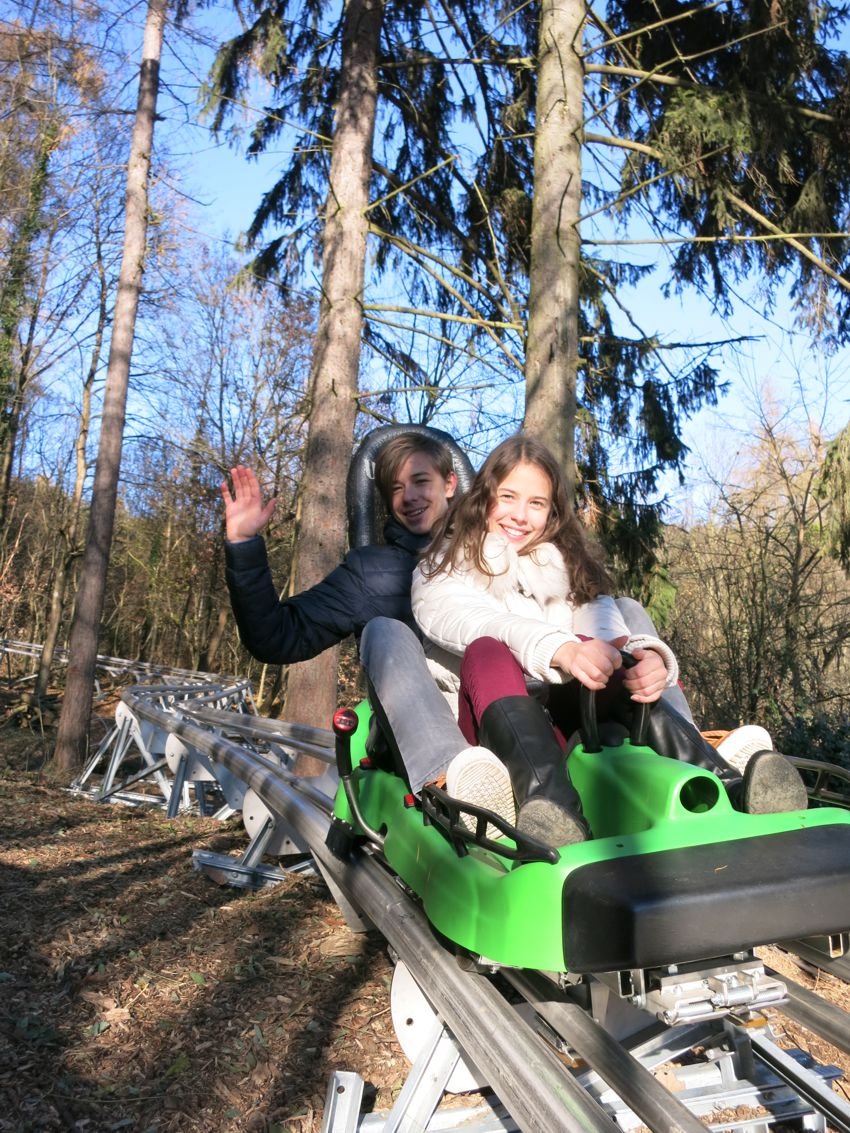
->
<box><xmin>221</xmin><ymin>433</ymin><xmax>458</xmax><ymax>662</ymax></box>
<box><xmin>221</xmin><ymin>433</ymin><xmax>491</xmax><ymax>794</ymax></box>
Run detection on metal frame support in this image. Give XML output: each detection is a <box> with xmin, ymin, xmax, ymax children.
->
<box><xmin>322</xmin><ymin>1071</ymin><xmax>365</xmax><ymax>1133</ymax></box>
<box><xmin>192</xmin><ymin>810</ymin><xmax>316</xmax><ymax>888</ymax></box>
<box><xmin>321</xmin><ymin>1030</ymin><xmax>517</xmax><ymax>1133</ymax></box>
<box><xmin>72</xmin><ymin>706</ymin><xmax>175</xmax><ymax>807</ymax></box>
<box><xmin>380</xmin><ymin>1022</ymin><xmax>461</xmax><ymax>1132</ymax></box>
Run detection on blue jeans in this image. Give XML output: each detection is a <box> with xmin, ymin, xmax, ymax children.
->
<box><xmin>615</xmin><ymin>597</ymin><xmax>694</xmax><ymax>722</ymax></box>
<box><xmin>359</xmin><ymin>618</ymin><xmax>469</xmax><ymax>794</ymax></box>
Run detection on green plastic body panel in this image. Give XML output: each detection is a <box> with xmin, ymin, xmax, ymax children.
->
<box><xmin>332</xmin><ymin>702</ymin><xmax>850</xmax><ymax>973</ymax></box>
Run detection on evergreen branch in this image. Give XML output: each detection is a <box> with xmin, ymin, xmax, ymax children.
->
<box><xmin>725</xmin><ymin>191</ymin><xmax>850</xmax><ymax>294</ymax></box>
<box><xmin>368</xmin><ymin>221</ymin><xmax>515</xmax><ymax>323</ymax></box>
<box><xmin>369</xmin><ymin>158</ymin><xmax>513</xmax><ymax>308</ymax></box>
<box><xmin>365</xmin><ymin>155</ymin><xmax>458</xmax><ymax>213</ymax></box>
<box><xmin>364</xmin><ymin>302</ymin><xmax>522</xmax><ymax>333</ymax></box>
<box><xmin>376</xmin><ymin>55</ymin><xmax>534</xmax><ymax>69</ymax></box>
<box><xmin>585</xmin><ymin>64</ymin><xmax>838</xmax><ymax>125</ymax></box>
<box><xmin>364</xmin><ymin>313</ymin><xmax>523</xmax><ymax>379</ymax></box>
<box><xmin>586</xmin><ymin>333</ymin><xmax>751</xmax><ymax>351</ymax></box>
<box><xmin>582</xmin><ymin>134</ymin><xmax>730</xmax><ymax>220</ymax></box>
<box><xmin>367</xmin><ymin>278</ymin><xmax>524</xmax><ymax>373</ymax></box>
<box><xmin>583</xmin><ymin>132</ymin><xmax>850</xmax><ymax>285</ymax></box>
<box><xmin>201</xmin><ymin>91</ymin><xmax>332</xmax><ymax>147</ymax></box>
<box><xmin>585</xmin><ymin>130</ymin><xmax>658</xmax><ymax>158</ymax></box>
<box><xmin>356</xmin><ymin>378</ymin><xmax>495</xmax><ymax>400</ymax></box>
<box><xmin>424</xmin><ymin>0</ymin><xmax>490</xmax><ymax>152</ymax></box>
<box><xmin>586</xmin><ymin>233</ymin><xmax>850</xmax><ymax>246</ymax></box>
<box><xmin>584</xmin><ymin>1</ymin><xmax>733</xmax><ymax>61</ymax></box>
<box><xmin>365</xmin><ymin>314</ymin><xmax>478</xmax><ymax>353</ymax></box>
<box><xmin>471</xmin><ymin>180</ymin><xmax>525</xmax><ymax>329</ymax></box>
<box><xmin>581</xmin><ymin>259</ymin><xmax>681</xmax><ymax>391</ymax></box>
<box><xmin>377</xmin><ymin>83</ymin><xmax>485</xmax><ymax>213</ymax></box>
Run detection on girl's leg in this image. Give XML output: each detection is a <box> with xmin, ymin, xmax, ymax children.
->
<box><xmin>549</xmin><ymin>664</ymin><xmax>808</xmax><ymax>816</ymax></box>
<box><xmin>632</xmin><ymin>699</ymin><xmax>808</xmax><ymax>814</ymax></box>
<box><xmin>460</xmin><ymin>638</ymin><xmax>589</xmax><ymax>847</ymax></box>
<box><xmin>457</xmin><ymin>637</ymin><xmax>528</xmax><ymax>743</ymax></box>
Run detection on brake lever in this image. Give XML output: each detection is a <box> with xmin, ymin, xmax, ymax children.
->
<box><xmin>578</xmin><ymin>649</ymin><xmax>650</xmax><ymax>752</ymax></box>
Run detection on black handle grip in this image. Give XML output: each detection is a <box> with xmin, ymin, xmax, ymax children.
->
<box><xmin>579</xmin><ymin>651</ymin><xmax>650</xmax><ymax>752</ymax></box>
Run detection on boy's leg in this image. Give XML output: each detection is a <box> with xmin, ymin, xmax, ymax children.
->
<box><xmin>360</xmin><ymin>618</ymin><xmax>467</xmax><ymax>795</ymax></box>
<box><xmin>362</xmin><ymin>620</ymin><xmax>516</xmax><ymax>834</ymax></box>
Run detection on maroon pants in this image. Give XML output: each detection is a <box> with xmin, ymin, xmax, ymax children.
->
<box><xmin>457</xmin><ymin>636</ymin><xmax>626</xmax><ymax>749</ymax></box>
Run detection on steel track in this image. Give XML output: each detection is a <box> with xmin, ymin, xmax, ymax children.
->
<box><xmin>66</xmin><ymin>674</ymin><xmax>850</xmax><ymax>1131</ymax></box>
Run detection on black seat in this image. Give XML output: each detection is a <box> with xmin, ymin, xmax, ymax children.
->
<box><xmin>564</xmin><ymin>824</ymin><xmax>850</xmax><ymax>972</ymax></box>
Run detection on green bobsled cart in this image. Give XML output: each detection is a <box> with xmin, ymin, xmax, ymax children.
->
<box><xmin>328</xmin><ymin>693</ymin><xmax>850</xmax><ymax>978</ymax></box>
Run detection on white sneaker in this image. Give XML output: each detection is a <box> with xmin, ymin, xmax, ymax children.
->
<box><xmin>445</xmin><ymin>747</ymin><xmax>516</xmax><ymax>838</ymax></box>
<box><xmin>716</xmin><ymin>725</ymin><xmax>774</xmax><ymax>774</ymax></box>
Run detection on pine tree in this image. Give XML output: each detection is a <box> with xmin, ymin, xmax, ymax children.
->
<box><xmin>206</xmin><ymin>1</ymin><xmax>850</xmax><ymax>589</ymax></box>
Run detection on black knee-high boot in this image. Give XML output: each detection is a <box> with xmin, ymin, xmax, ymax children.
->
<box><xmin>613</xmin><ymin>699</ymin><xmax>808</xmax><ymax>814</ymax></box>
<box><xmin>478</xmin><ymin>696</ymin><xmax>590</xmax><ymax>847</ymax></box>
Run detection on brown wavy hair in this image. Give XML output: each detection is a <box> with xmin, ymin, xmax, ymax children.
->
<box><xmin>421</xmin><ymin>433</ymin><xmax>613</xmax><ymax>606</ymax></box>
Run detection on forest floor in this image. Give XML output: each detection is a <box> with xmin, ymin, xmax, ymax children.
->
<box><xmin>0</xmin><ymin>689</ymin><xmax>409</xmax><ymax>1133</ymax></box>
<box><xmin>2</xmin><ymin>688</ymin><xmax>850</xmax><ymax>1133</ymax></box>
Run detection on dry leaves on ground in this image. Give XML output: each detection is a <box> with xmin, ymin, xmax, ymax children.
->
<box><xmin>0</xmin><ymin>764</ymin><xmax>409</xmax><ymax>1133</ymax></box>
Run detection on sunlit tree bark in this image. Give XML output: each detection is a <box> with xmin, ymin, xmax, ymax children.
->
<box><xmin>284</xmin><ymin>0</ymin><xmax>383</xmax><ymax>768</ymax></box>
<box><xmin>53</xmin><ymin>0</ymin><xmax>167</xmax><ymax>773</ymax></box>
<box><xmin>524</xmin><ymin>0</ymin><xmax>585</xmax><ymax>498</ymax></box>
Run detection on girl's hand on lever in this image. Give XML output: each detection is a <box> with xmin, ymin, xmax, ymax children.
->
<box><xmin>622</xmin><ymin>648</ymin><xmax>668</xmax><ymax>703</ymax></box>
<box><xmin>552</xmin><ymin>638</ymin><xmax>622</xmax><ymax>690</ymax></box>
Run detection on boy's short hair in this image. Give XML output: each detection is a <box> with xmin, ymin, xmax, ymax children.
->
<box><xmin>373</xmin><ymin>434</ymin><xmax>454</xmax><ymax>508</ymax></box>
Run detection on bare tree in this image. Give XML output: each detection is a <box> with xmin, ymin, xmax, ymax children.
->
<box><xmin>667</xmin><ymin>393</ymin><xmax>850</xmax><ymax>732</ymax></box>
<box><xmin>33</xmin><ymin>193</ymin><xmax>110</xmax><ymax>702</ymax></box>
<box><xmin>111</xmin><ymin>243</ymin><xmax>311</xmax><ymax>674</ymax></box>
<box><xmin>53</xmin><ymin>0</ymin><xmax>166</xmax><ymax>773</ymax></box>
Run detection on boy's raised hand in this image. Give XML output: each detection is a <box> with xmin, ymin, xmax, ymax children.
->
<box><xmin>221</xmin><ymin>465</ymin><xmax>277</xmax><ymax>543</ymax></box>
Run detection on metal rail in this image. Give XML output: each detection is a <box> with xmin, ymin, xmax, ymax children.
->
<box><xmin>52</xmin><ymin>667</ymin><xmax>850</xmax><ymax>1132</ymax></box>
<box><xmin>125</xmin><ymin>691</ymin><xmax>617</xmax><ymax>1133</ymax></box>
<box><xmin>505</xmin><ymin>970</ymin><xmax>707</xmax><ymax>1133</ymax></box>
<box><xmin>0</xmin><ymin>637</ymin><xmax>226</xmax><ymax>686</ymax></box>
<box><xmin>771</xmin><ymin>971</ymin><xmax>850</xmax><ymax>1053</ymax></box>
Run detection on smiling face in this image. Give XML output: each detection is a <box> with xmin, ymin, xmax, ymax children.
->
<box><xmin>389</xmin><ymin>452</ymin><xmax>457</xmax><ymax>534</ymax></box>
<box><xmin>486</xmin><ymin>461</ymin><xmax>553</xmax><ymax>551</ymax></box>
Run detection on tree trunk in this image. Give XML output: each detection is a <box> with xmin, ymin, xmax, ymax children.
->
<box><xmin>52</xmin><ymin>0</ymin><xmax>166</xmax><ymax>774</ymax></box>
<box><xmin>523</xmin><ymin>0</ymin><xmax>585</xmax><ymax>503</ymax></box>
<box><xmin>35</xmin><ymin>228</ymin><xmax>107</xmax><ymax>701</ymax></box>
<box><xmin>284</xmin><ymin>0</ymin><xmax>383</xmax><ymax>772</ymax></box>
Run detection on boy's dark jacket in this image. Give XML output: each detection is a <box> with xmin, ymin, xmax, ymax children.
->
<box><xmin>224</xmin><ymin>516</ymin><xmax>429</xmax><ymax>664</ymax></box>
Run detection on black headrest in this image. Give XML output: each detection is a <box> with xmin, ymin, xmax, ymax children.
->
<box><xmin>346</xmin><ymin>424</ymin><xmax>475</xmax><ymax>549</ymax></box>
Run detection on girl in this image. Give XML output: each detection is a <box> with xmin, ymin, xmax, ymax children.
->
<box><xmin>412</xmin><ymin>434</ymin><xmax>807</xmax><ymax>848</ymax></box>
